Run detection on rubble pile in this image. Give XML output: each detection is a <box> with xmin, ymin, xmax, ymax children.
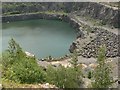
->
<box><xmin>80</xmin><ymin>29</ymin><xmax>118</xmax><ymax>58</ymax></box>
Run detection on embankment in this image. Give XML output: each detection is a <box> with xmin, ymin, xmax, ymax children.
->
<box><xmin>2</xmin><ymin>12</ymin><xmax>81</xmax><ymax>33</ymax></box>
<box><xmin>2</xmin><ymin>2</ymin><xmax>119</xmax><ymax>28</ymax></box>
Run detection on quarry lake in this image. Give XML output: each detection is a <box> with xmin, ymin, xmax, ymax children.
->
<box><xmin>2</xmin><ymin>19</ymin><xmax>76</xmax><ymax>58</ymax></box>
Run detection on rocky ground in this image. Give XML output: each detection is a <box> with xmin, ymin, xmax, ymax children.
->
<box><xmin>80</xmin><ymin>29</ymin><xmax>118</xmax><ymax>58</ymax></box>
<box><xmin>2</xmin><ymin>81</ymin><xmax>57</xmax><ymax>88</ymax></box>
<box><xmin>69</xmin><ymin>13</ymin><xmax>118</xmax><ymax>58</ymax></box>
<box><xmin>37</xmin><ymin>56</ymin><xmax>118</xmax><ymax>88</ymax></box>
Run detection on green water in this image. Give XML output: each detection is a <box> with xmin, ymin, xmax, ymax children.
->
<box><xmin>1</xmin><ymin>19</ymin><xmax>76</xmax><ymax>58</ymax></box>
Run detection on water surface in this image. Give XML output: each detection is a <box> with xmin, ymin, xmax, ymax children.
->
<box><xmin>1</xmin><ymin>19</ymin><xmax>76</xmax><ymax>58</ymax></box>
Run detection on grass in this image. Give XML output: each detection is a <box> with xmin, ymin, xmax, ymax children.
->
<box><xmin>2</xmin><ymin>78</ymin><xmax>44</xmax><ymax>88</ymax></box>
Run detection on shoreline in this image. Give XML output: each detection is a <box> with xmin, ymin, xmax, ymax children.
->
<box><xmin>2</xmin><ymin>11</ymin><xmax>119</xmax><ymax>60</ymax></box>
<box><xmin>2</xmin><ymin>12</ymin><xmax>81</xmax><ymax>32</ymax></box>
<box><xmin>2</xmin><ymin>12</ymin><xmax>82</xmax><ymax>60</ymax></box>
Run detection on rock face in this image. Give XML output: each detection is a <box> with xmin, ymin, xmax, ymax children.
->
<box><xmin>69</xmin><ymin>42</ymin><xmax>77</xmax><ymax>53</ymax></box>
<box><xmin>2</xmin><ymin>13</ymin><xmax>63</xmax><ymax>23</ymax></box>
<box><xmin>2</xmin><ymin>2</ymin><xmax>119</xmax><ymax>28</ymax></box>
<box><xmin>75</xmin><ymin>2</ymin><xmax>119</xmax><ymax>28</ymax></box>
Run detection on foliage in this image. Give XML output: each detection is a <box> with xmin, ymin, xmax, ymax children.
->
<box><xmin>70</xmin><ymin>50</ymin><xmax>78</xmax><ymax>70</ymax></box>
<box><xmin>46</xmin><ymin>50</ymin><xmax>83</xmax><ymax>88</ymax></box>
<box><xmin>46</xmin><ymin>65</ymin><xmax>82</xmax><ymax>88</ymax></box>
<box><xmin>2</xmin><ymin>38</ymin><xmax>83</xmax><ymax>86</ymax></box>
<box><xmin>2</xmin><ymin>38</ymin><xmax>46</xmax><ymax>84</ymax></box>
<box><xmin>2</xmin><ymin>78</ymin><xmax>45</xmax><ymax>88</ymax></box>
<box><xmin>70</xmin><ymin>50</ymin><xmax>83</xmax><ymax>85</ymax></box>
<box><xmin>92</xmin><ymin>45</ymin><xmax>113</xmax><ymax>88</ymax></box>
<box><xmin>5</xmin><ymin>57</ymin><xmax>46</xmax><ymax>84</ymax></box>
<box><xmin>88</xmin><ymin>71</ymin><xmax>92</xmax><ymax>79</ymax></box>
<box><xmin>2</xmin><ymin>38</ymin><xmax>115</xmax><ymax>88</ymax></box>
<box><xmin>2</xmin><ymin>78</ymin><xmax>21</xmax><ymax>88</ymax></box>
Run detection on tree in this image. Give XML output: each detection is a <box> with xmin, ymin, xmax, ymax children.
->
<box><xmin>92</xmin><ymin>45</ymin><xmax>113</xmax><ymax>88</ymax></box>
<box><xmin>70</xmin><ymin>50</ymin><xmax>83</xmax><ymax>87</ymax></box>
<box><xmin>88</xmin><ymin>71</ymin><xmax>92</xmax><ymax>79</ymax></box>
<box><xmin>46</xmin><ymin>65</ymin><xmax>82</xmax><ymax>88</ymax></box>
<box><xmin>2</xmin><ymin>38</ymin><xmax>25</xmax><ymax>75</ymax></box>
<box><xmin>2</xmin><ymin>38</ymin><xmax>46</xmax><ymax>83</ymax></box>
<box><xmin>70</xmin><ymin>50</ymin><xmax>78</xmax><ymax>70</ymax></box>
<box><xmin>7</xmin><ymin>38</ymin><xmax>25</xmax><ymax>60</ymax></box>
<box><xmin>46</xmin><ymin>50</ymin><xmax>83</xmax><ymax>88</ymax></box>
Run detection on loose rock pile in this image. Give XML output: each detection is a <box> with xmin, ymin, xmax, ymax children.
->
<box><xmin>80</xmin><ymin>29</ymin><xmax>118</xmax><ymax>58</ymax></box>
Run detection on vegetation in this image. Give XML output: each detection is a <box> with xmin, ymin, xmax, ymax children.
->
<box><xmin>46</xmin><ymin>50</ymin><xmax>83</xmax><ymax>88</ymax></box>
<box><xmin>1</xmin><ymin>39</ymin><xmax>114</xmax><ymax>88</ymax></box>
<box><xmin>92</xmin><ymin>45</ymin><xmax>113</xmax><ymax>88</ymax></box>
<box><xmin>2</xmin><ymin>38</ymin><xmax>46</xmax><ymax>84</ymax></box>
<box><xmin>1</xmin><ymin>2</ymin><xmax>117</xmax><ymax>88</ymax></box>
<box><xmin>46</xmin><ymin>65</ymin><xmax>81</xmax><ymax>88</ymax></box>
<box><xmin>2</xmin><ymin>38</ymin><xmax>83</xmax><ymax>88</ymax></box>
<box><xmin>70</xmin><ymin>50</ymin><xmax>83</xmax><ymax>85</ymax></box>
<box><xmin>88</xmin><ymin>71</ymin><xmax>92</xmax><ymax>79</ymax></box>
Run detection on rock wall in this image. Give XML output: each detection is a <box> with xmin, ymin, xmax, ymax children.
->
<box><xmin>75</xmin><ymin>2</ymin><xmax>119</xmax><ymax>28</ymax></box>
<box><xmin>2</xmin><ymin>2</ymin><xmax>119</xmax><ymax>28</ymax></box>
<box><xmin>2</xmin><ymin>13</ymin><xmax>62</xmax><ymax>22</ymax></box>
<box><xmin>2</xmin><ymin>13</ymin><xmax>82</xmax><ymax>33</ymax></box>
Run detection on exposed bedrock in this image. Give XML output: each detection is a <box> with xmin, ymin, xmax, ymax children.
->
<box><xmin>2</xmin><ymin>2</ymin><xmax>119</xmax><ymax>28</ymax></box>
<box><xmin>75</xmin><ymin>2</ymin><xmax>119</xmax><ymax>28</ymax></box>
<box><xmin>2</xmin><ymin>13</ymin><xmax>83</xmax><ymax>36</ymax></box>
<box><xmin>69</xmin><ymin>42</ymin><xmax>77</xmax><ymax>53</ymax></box>
<box><xmin>2</xmin><ymin>13</ymin><xmax>62</xmax><ymax>22</ymax></box>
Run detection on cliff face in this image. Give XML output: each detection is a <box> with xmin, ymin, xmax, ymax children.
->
<box><xmin>2</xmin><ymin>13</ymin><xmax>63</xmax><ymax>22</ymax></box>
<box><xmin>2</xmin><ymin>2</ymin><xmax>119</xmax><ymax>28</ymax></box>
<box><xmin>75</xmin><ymin>2</ymin><xmax>119</xmax><ymax>28</ymax></box>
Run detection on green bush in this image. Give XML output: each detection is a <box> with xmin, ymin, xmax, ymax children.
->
<box><xmin>2</xmin><ymin>38</ymin><xmax>46</xmax><ymax>84</ymax></box>
<box><xmin>46</xmin><ymin>61</ymin><xmax>82</xmax><ymax>88</ymax></box>
<box><xmin>92</xmin><ymin>45</ymin><xmax>113</xmax><ymax>88</ymax></box>
<box><xmin>46</xmin><ymin>65</ymin><xmax>82</xmax><ymax>88</ymax></box>
<box><xmin>5</xmin><ymin>57</ymin><xmax>46</xmax><ymax>84</ymax></box>
<box><xmin>88</xmin><ymin>71</ymin><xmax>92</xmax><ymax>79</ymax></box>
<box><xmin>2</xmin><ymin>38</ymin><xmax>83</xmax><ymax>87</ymax></box>
<box><xmin>46</xmin><ymin>50</ymin><xmax>83</xmax><ymax>88</ymax></box>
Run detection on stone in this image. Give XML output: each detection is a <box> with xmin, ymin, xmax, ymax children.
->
<box><xmin>78</xmin><ymin>29</ymin><xmax>118</xmax><ymax>58</ymax></box>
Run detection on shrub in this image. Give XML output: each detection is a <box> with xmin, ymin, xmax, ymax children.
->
<box><xmin>46</xmin><ymin>65</ymin><xmax>82</xmax><ymax>88</ymax></box>
<box><xmin>46</xmin><ymin>50</ymin><xmax>83</xmax><ymax>88</ymax></box>
<box><xmin>88</xmin><ymin>71</ymin><xmax>92</xmax><ymax>79</ymax></box>
<box><xmin>7</xmin><ymin>57</ymin><xmax>46</xmax><ymax>84</ymax></box>
<box><xmin>2</xmin><ymin>38</ymin><xmax>46</xmax><ymax>84</ymax></box>
<box><xmin>92</xmin><ymin>45</ymin><xmax>113</xmax><ymax>88</ymax></box>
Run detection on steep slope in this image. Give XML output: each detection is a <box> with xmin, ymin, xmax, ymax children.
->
<box><xmin>2</xmin><ymin>2</ymin><xmax>119</xmax><ymax>28</ymax></box>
